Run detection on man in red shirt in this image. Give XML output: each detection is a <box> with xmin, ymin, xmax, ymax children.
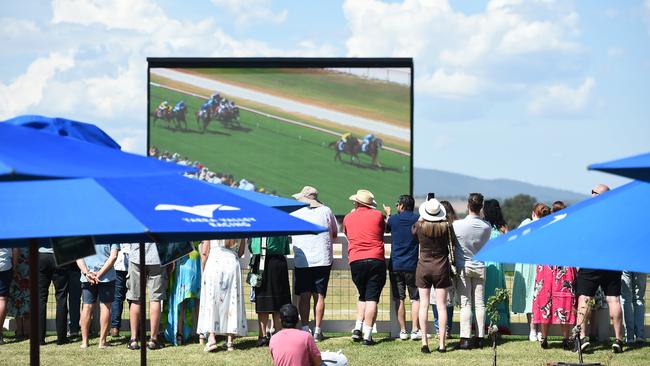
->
<box><xmin>343</xmin><ymin>189</ymin><xmax>386</xmax><ymax>346</ymax></box>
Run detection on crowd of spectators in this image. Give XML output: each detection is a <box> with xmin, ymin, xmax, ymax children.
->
<box><xmin>0</xmin><ymin>183</ymin><xmax>644</xmax><ymax>365</ymax></box>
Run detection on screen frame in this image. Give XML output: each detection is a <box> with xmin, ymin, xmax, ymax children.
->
<box><xmin>147</xmin><ymin>57</ymin><xmax>414</xmax><ymax>214</ymax></box>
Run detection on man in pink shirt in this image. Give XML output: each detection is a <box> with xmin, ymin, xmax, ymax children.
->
<box><xmin>343</xmin><ymin>189</ymin><xmax>386</xmax><ymax>346</ymax></box>
<box><xmin>269</xmin><ymin>304</ymin><xmax>321</xmax><ymax>366</ymax></box>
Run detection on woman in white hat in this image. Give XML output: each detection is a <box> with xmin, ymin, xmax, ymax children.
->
<box><xmin>412</xmin><ymin>198</ymin><xmax>454</xmax><ymax>353</ymax></box>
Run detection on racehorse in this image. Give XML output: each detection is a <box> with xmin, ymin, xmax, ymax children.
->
<box><xmin>195</xmin><ymin>106</ymin><xmax>241</xmax><ymax>133</ymax></box>
<box><xmin>195</xmin><ymin>109</ymin><xmax>211</xmax><ymax>133</ymax></box>
<box><xmin>172</xmin><ymin>105</ymin><xmax>188</xmax><ymax>131</ymax></box>
<box><xmin>329</xmin><ymin>137</ymin><xmax>383</xmax><ymax>167</ymax></box>
<box><xmin>329</xmin><ymin>137</ymin><xmax>360</xmax><ymax>164</ymax></box>
<box><xmin>151</xmin><ymin>108</ymin><xmax>173</xmax><ymax>128</ymax></box>
<box><xmin>217</xmin><ymin>106</ymin><xmax>240</xmax><ymax>128</ymax></box>
<box><xmin>361</xmin><ymin>138</ymin><xmax>383</xmax><ymax>167</ymax></box>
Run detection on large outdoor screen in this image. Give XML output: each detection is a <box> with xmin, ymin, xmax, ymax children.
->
<box><xmin>147</xmin><ymin>58</ymin><xmax>412</xmax><ymax>215</ymax></box>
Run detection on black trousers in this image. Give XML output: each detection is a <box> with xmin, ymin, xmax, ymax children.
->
<box><xmin>38</xmin><ymin>253</ymin><xmax>69</xmax><ymax>342</ymax></box>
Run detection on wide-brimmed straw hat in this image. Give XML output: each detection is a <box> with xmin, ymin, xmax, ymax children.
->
<box><xmin>348</xmin><ymin>189</ymin><xmax>376</xmax><ymax>208</ymax></box>
<box><xmin>419</xmin><ymin>198</ymin><xmax>447</xmax><ymax>222</ymax></box>
<box><xmin>292</xmin><ymin>186</ymin><xmax>323</xmax><ymax>208</ymax></box>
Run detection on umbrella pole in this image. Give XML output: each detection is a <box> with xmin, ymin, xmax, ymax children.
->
<box><xmin>139</xmin><ymin>242</ymin><xmax>147</xmax><ymax>366</ymax></box>
<box><xmin>29</xmin><ymin>239</ymin><xmax>39</xmax><ymax>366</ymax></box>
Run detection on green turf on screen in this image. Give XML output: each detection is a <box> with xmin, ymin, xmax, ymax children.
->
<box><xmin>149</xmin><ymin>86</ymin><xmax>410</xmax><ymax>215</ymax></box>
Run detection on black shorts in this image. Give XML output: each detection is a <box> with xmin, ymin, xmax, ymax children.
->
<box><xmin>389</xmin><ymin>270</ymin><xmax>419</xmax><ymax>301</ymax></box>
<box><xmin>294</xmin><ymin>266</ymin><xmax>332</xmax><ymax>297</ymax></box>
<box><xmin>0</xmin><ymin>269</ymin><xmax>11</xmax><ymax>297</ymax></box>
<box><xmin>576</xmin><ymin>269</ymin><xmax>622</xmax><ymax>297</ymax></box>
<box><xmin>82</xmin><ymin>281</ymin><xmax>115</xmax><ymax>304</ymax></box>
<box><xmin>350</xmin><ymin>259</ymin><xmax>386</xmax><ymax>302</ymax></box>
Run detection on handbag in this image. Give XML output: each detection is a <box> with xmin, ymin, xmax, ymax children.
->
<box><xmin>447</xmin><ymin>222</ymin><xmax>457</xmax><ymax>276</ymax></box>
<box><xmin>246</xmin><ymin>237</ymin><xmax>267</xmax><ymax>287</ymax></box>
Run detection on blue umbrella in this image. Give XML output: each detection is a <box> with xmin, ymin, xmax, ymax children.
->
<box><xmin>3</xmin><ymin>115</ymin><xmax>121</xmax><ymax>149</ymax></box>
<box><xmin>0</xmin><ymin>122</ymin><xmax>193</xmax><ymax>180</ymax></box>
<box><xmin>203</xmin><ymin>182</ymin><xmax>307</xmax><ymax>212</ymax></box>
<box><xmin>0</xmin><ymin>174</ymin><xmax>325</xmax><ymax>246</ymax></box>
<box><xmin>474</xmin><ymin>180</ymin><xmax>650</xmax><ymax>272</ymax></box>
<box><xmin>588</xmin><ymin>151</ymin><xmax>650</xmax><ymax>183</ymax></box>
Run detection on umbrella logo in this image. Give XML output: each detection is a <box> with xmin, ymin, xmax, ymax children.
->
<box><xmin>154</xmin><ymin>203</ymin><xmax>240</xmax><ymax>218</ymax></box>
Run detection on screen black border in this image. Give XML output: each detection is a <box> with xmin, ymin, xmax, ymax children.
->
<box><xmin>147</xmin><ymin>57</ymin><xmax>414</xmax><ymax>212</ymax></box>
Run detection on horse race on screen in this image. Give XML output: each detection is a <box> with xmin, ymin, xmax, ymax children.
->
<box><xmin>148</xmin><ymin>66</ymin><xmax>412</xmax><ymax>215</ymax></box>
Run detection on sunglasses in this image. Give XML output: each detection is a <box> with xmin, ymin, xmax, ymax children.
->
<box><xmin>591</xmin><ymin>190</ymin><xmax>599</xmax><ymax>195</ymax></box>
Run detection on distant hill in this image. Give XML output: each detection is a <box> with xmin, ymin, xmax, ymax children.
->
<box><xmin>414</xmin><ymin>168</ymin><xmax>587</xmax><ymax>203</ymax></box>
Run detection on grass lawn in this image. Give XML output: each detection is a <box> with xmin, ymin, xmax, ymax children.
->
<box><xmin>185</xmin><ymin>68</ymin><xmax>411</xmax><ymax>127</ymax></box>
<box><xmin>3</xmin><ymin>333</ymin><xmax>649</xmax><ymax>366</ymax></box>
<box><xmin>149</xmin><ymin>85</ymin><xmax>411</xmax><ymax>215</ymax></box>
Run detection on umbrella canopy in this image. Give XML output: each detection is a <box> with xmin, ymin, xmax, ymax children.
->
<box><xmin>474</xmin><ymin>180</ymin><xmax>650</xmax><ymax>273</ymax></box>
<box><xmin>588</xmin><ymin>151</ymin><xmax>650</xmax><ymax>183</ymax></box>
<box><xmin>3</xmin><ymin>115</ymin><xmax>121</xmax><ymax>149</ymax></box>
<box><xmin>204</xmin><ymin>182</ymin><xmax>307</xmax><ymax>212</ymax></box>
<box><xmin>0</xmin><ymin>173</ymin><xmax>325</xmax><ymax>247</ymax></box>
<box><xmin>0</xmin><ymin>122</ymin><xmax>193</xmax><ymax>180</ymax></box>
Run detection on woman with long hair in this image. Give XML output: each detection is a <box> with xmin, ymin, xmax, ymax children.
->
<box><xmin>482</xmin><ymin>199</ymin><xmax>511</xmax><ymax>334</ymax></box>
<box><xmin>413</xmin><ymin>198</ymin><xmax>454</xmax><ymax>353</ymax></box>
<box><xmin>197</xmin><ymin>239</ymin><xmax>248</xmax><ymax>352</ymax></box>
<box><xmin>430</xmin><ymin>201</ymin><xmax>457</xmax><ymax>339</ymax></box>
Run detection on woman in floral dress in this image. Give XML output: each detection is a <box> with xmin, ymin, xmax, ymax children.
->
<box><xmin>8</xmin><ymin>247</ymin><xmax>30</xmax><ymax>339</ymax></box>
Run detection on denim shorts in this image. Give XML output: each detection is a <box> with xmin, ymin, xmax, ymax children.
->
<box><xmin>82</xmin><ymin>281</ymin><xmax>115</xmax><ymax>304</ymax></box>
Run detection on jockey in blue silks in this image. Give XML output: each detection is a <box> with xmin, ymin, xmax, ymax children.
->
<box><xmin>361</xmin><ymin>134</ymin><xmax>375</xmax><ymax>152</ymax></box>
<box><xmin>173</xmin><ymin>101</ymin><xmax>186</xmax><ymax>113</ymax></box>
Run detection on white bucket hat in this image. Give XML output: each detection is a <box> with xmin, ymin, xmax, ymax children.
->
<box><xmin>419</xmin><ymin>198</ymin><xmax>447</xmax><ymax>222</ymax></box>
<box><xmin>348</xmin><ymin>189</ymin><xmax>376</xmax><ymax>208</ymax></box>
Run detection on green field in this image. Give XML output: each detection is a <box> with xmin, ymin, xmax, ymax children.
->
<box><xmin>189</xmin><ymin>68</ymin><xmax>411</xmax><ymax>127</ymax></box>
<box><xmin>5</xmin><ymin>333</ymin><xmax>649</xmax><ymax>366</ymax></box>
<box><xmin>149</xmin><ymin>85</ymin><xmax>410</xmax><ymax>215</ymax></box>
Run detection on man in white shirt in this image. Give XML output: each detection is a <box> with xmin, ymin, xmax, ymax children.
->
<box><xmin>290</xmin><ymin>186</ymin><xmax>338</xmax><ymax>342</ymax></box>
<box><xmin>453</xmin><ymin>193</ymin><xmax>491</xmax><ymax>350</ymax></box>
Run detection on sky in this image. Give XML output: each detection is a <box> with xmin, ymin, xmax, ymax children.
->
<box><xmin>1</xmin><ymin>0</ymin><xmax>649</xmax><ymax>194</ymax></box>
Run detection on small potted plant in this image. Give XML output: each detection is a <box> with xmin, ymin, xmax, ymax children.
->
<box><xmin>486</xmin><ymin>288</ymin><xmax>510</xmax><ymax>366</ymax></box>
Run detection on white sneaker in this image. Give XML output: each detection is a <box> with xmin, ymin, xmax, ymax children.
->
<box><xmin>399</xmin><ymin>331</ymin><xmax>409</xmax><ymax>340</ymax></box>
<box><xmin>529</xmin><ymin>331</ymin><xmax>537</xmax><ymax>342</ymax></box>
<box><xmin>410</xmin><ymin>329</ymin><xmax>422</xmax><ymax>340</ymax></box>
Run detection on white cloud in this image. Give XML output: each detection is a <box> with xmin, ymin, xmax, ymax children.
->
<box><xmin>52</xmin><ymin>0</ymin><xmax>168</xmax><ymax>33</ymax></box>
<box><xmin>0</xmin><ymin>51</ymin><xmax>75</xmax><ymax>120</ymax></box>
<box><xmin>211</xmin><ymin>0</ymin><xmax>287</xmax><ymax>27</ymax></box>
<box><xmin>343</xmin><ymin>0</ymin><xmax>583</xmax><ymax>109</ymax></box>
<box><xmin>0</xmin><ymin>18</ymin><xmax>39</xmax><ymax>37</ymax></box>
<box><xmin>344</xmin><ymin>0</ymin><xmax>580</xmax><ymax>63</ymax></box>
<box><xmin>528</xmin><ymin>77</ymin><xmax>595</xmax><ymax>117</ymax></box>
<box><xmin>0</xmin><ymin>0</ymin><xmax>335</xmax><ymax>153</ymax></box>
<box><xmin>418</xmin><ymin>69</ymin><xmax>484</xmax><ymax>98</ymax></box>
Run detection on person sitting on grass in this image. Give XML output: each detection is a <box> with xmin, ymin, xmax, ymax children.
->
<box><xmin>269</xmin><ymin>304</ymin><xmax>321</xmax><ymax>366</ymax></box>
<box><xmin>76</xmin><ymin>243</ymin><xmax>119</xmax><ymax>349</ymax></box>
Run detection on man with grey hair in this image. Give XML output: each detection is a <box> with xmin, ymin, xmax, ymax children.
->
<box><xmin>453</xmin><ymin>193</ymin><xmax>491</xmax><ymax>350</ymax></box>
<box><xmin>290</xmin><ymin>186</ymin><xmax>338</xmax><ymax>342</ymax></box>
<box><xmin>574</xmin><ymin>183</ymin><xmax>625</xmax><ymax>353</ymax></box>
